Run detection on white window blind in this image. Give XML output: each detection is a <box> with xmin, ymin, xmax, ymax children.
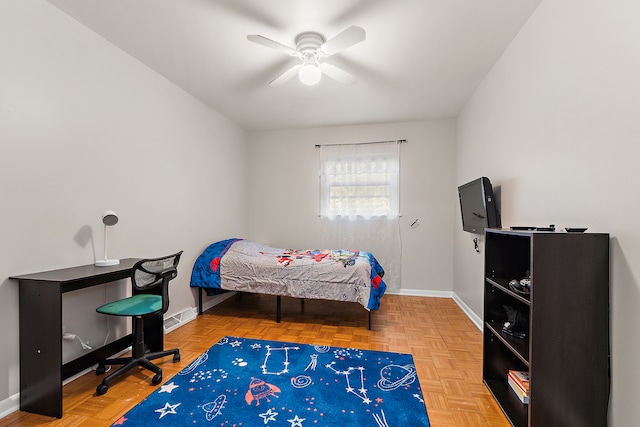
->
<box><xmin>319</xmin><ymin>141</ymin><xmax>400</xmax><ymax>219</ymax></box>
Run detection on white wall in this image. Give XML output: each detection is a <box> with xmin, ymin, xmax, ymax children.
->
<box><xmin>0</xmin><ymin>0</ymin><xmax>247</xmax><ymax>405</ymax></box>
<box><xmin>455</xmin><ymin>0</ymin><xmax>640</xmax><ymax>425</ymax></box>
<box><xmin>247</xmin><ymin>120</ymin><xmax>456</xmax><ymax>294</ymax></box>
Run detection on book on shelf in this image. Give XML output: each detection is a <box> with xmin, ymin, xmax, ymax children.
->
<box><xmin>508</xmin><ymin>375</ymin><xmax>529</xmax><ymax>403</ymax></box>
<box><xmin>508</xmin><ymin>370</ymin><xmax>529</xmax><ymax>392</ymax></box>
<box><xmin>507</xmin><ymin>370</ymin><xmax>529</xmax><ymax>404</ymax></box>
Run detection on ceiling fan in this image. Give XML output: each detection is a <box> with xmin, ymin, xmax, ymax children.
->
<box><xmin>247</xmin><ymin>25</ymin><xmax>366</xmax><ymax>86</ymax></box>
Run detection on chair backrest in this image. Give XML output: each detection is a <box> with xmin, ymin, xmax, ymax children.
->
<box><xmin>132</xmin><ymin>251</ymin><xmax>183</xmax><ymax>315</ymax></box>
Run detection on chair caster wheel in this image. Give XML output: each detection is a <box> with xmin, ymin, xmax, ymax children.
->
<box><xmin>96</xmin><ymin>364</ymin><xmax>106</xmax><ymax>375</ymax></box>
<box><xmin>173</xmin><ymin>354</ymin><xmax>180</xmax><ymax>363</ymax></box>
<box><xmin>96</xmin><ymin>384</ymin><xmax>109</xmax><ymax>395</ymax></box>
<box><xmin>152</xmin><ymin>373</ymin><xmax>162</xmax><ymax>385</ymax></box>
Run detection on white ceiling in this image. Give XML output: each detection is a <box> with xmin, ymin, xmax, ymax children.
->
<box><xmin>47</xmin><ymin>0</ymin><xmax>541</xmax><ymax>131</ymax></box>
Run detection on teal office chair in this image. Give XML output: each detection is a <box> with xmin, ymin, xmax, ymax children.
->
<box><xmin>95</xmin><ymin>251</ymin><xmax>183</xmax><ymax>396</ymax></box>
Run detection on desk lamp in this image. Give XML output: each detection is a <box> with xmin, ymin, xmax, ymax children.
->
<box><xmin>95</xmin><ymin>210</ymin><xmax>119</xmax><ymax>266</ymax></box>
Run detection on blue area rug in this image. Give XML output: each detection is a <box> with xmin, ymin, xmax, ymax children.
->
<box><xmin>112</xmin><ymin>336</ymin><xmax>431</xmax><ymax>426</ymax></box>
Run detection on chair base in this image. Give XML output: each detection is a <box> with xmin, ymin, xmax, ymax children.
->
<box><xmin>96</xmin><ymin>348</ymin><xmax>180</xmax><ymax>395</ymax></box>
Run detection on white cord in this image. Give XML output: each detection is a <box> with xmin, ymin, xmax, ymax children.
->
<box><xmin>76</xmin><ymin>335</ymin><xmax>92</xmax><ymax>350</ymax></box>
<box><xmin>63</xmin><ymin>332</ymin><xmax>92</xmax><ymax>350</ymax></box>
<box><xmin>103</xmin><ymin>320</ymin><xmax>111</xmax><ymax>347</ymax></box>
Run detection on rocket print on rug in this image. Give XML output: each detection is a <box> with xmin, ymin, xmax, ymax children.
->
<box><xmin>112</xmin><ymin>336</ymin><xmax>431</xmax><ymax>426</ymax></box>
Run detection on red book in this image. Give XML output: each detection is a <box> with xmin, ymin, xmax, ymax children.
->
<box><xmin>508</xmin><ymin>370</ymin><xmax>530</xmax><ymax>394</ymax></box>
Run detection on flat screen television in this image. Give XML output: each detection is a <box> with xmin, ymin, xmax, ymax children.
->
<box><xmin>458</xmin><ymin>177</ymin><xmax>500</xmax><ymax>233</ymax></box>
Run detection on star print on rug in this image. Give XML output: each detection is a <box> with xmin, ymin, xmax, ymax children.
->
<box><xmin>259</xmin><ymin>408</ymin><xmax>278</xmax><ymax>424</ymax></box>
<box><xmin>155</xmin><ymin>402</ymin><xmax>180</xmax><ymax>419</ymax></box>
<box><xmin>159</xmin><ymin>382</ymin><xmax>179</xmax><ymax>393</ymax></box>
<box><xmin>288</xmin><ymin>414</ymin><xmax>306</xmax><ymax>426</ymax></box>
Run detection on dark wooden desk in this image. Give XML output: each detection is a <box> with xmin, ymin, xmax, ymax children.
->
<box><xmin>10</xmin><ymin>259</ymin><xmax>163</xmax><ymax>418</ymax></box>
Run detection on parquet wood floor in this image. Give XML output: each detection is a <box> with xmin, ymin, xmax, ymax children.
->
<box><xmin>0</xmin><ymin>294</ymin><xmax>511</xmax><ymax>426</ymax></box>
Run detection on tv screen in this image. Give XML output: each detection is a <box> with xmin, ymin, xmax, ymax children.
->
<box><xmin>458</xmin><ymin>177</ymin><xmax>500</xmax><ymax>233</ymax></box>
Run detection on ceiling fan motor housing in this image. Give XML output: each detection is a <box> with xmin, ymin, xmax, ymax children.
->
<box><xmin>295</xmin><ymin>32</ymin><xmax>326</xmax><ymax>56</ymax></box>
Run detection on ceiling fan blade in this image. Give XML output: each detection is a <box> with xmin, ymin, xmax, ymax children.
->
<box><xmin>319</xmin><ymin>62</ymin><xmax>356</xmax><ymax>85</ymax></box>
<box><xmin>269</xmin><ymin>64</ymin><xmax>302</xmax><ymax>86</ymax></box>
<box><xmin>320</xmin><ymin>25</ymin><xmax>366</xmax><ymax>56</ymax></box>
<box><xmin>247</xmin><ymin>34</ymin><xmax>297</xmax><ymax>55</ymax></box>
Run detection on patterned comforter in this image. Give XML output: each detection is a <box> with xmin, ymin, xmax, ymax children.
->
<box><xmin>190</xmin><ymin>239</ymin><xmax>386</xmax><ymax>310</ymax></box>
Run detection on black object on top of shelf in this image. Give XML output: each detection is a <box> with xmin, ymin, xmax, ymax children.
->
<box><xmin>565</xmin><ymin>227</ymin><xmax>588</xmax><ymax>233</ymax></box>
<box><xmin>510</xmin><ymin>224</ymin><xmax>556</xmax><ymax>232</ymax></box>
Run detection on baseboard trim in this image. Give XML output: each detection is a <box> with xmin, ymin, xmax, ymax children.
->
<box><xmin>0</xmin><ymin>393</ymin><xmax>19</xmax><ymax>420</ymax></box>
<box><xmin>200</xmin><ymin>291</ymin><xmax>237</xmax><ymax>313</ymax></box>
<box><xmin>387</xmin><ymin>288</ymin><xmax>454</xmax><ymax>298</ymax></box>
<box><xmin>451</xmin><ymin>293</ymin><xmax>483</xmax><ymax>331</ymax></box>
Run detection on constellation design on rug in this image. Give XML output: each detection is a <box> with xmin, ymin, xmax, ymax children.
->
<box><xmin>261</xmin><ymin>345</ymin><xmax>300</xmax><ymax>375</ymax></box>
<box><xmin>372</xmin><ymin>410</ymin><xmax>390</xmax><ymax>427</ymax></box>
<box><xmin>314</xmin><ymin>345</ymin><xmax>330</xmax><ymax>353</ymax></box>
<box><xmin>326</xmin><ymin>362</ymin><xmax>371</xmax><ymax>404</ymax></box>
<box><xmin>377</xmin><ymin>364</ymin><xmax>417</xmax><ymax>391</ymax></box>
<box><xmin>201</xmin><ymin>394</ymin><xmax>226</xmax><ymax>421</ymax></box>
<box><xmin>304</xmin><ymin>354</ymin><xmax>318</xmax><ymax>371</ymax></box>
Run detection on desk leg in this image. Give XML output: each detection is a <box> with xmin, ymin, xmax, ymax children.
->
<box><xmin>19</xmin><ymin>281</ymin><xmax>63</xmax><ymax>418</ymax></box>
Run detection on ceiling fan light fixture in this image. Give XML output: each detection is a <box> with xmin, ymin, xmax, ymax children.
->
<box><xmin>298</xmin><ymin>62</ymin><xmax>322</xmax><ymax>86</ymax></box>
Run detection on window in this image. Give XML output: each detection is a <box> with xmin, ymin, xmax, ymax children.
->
<box><xmin>319</xmin><ymin>141</ymin><xmax>399</xmax><ymax>218</ymax></box>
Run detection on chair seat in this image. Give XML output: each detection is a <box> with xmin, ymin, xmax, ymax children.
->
<box><xmin>96</xmin><ymin>294</ymin><xmax>162</xmax><ymax>317</ymax></box>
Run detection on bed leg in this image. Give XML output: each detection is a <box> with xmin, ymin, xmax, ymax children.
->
<box><xmin>368</xmin><ymin>311</ymin><xmax>371</xmax><ymax>330</ymax></box>
<box><xmin>276</xmin><ymin>295</ymin><xmax>281</xmax><ymax>323</ymax></box>
<box><xmin>300</xmin><ymin>299</ymin><xmax>304</xmax><ymax>312</ymax></box>
<box><xmin>198</xmin><ymin>288</ymin><xmax>203</xmax><ymax>315</ymax></box>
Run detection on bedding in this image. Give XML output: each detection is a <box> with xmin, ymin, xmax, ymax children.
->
<box><xmin>190</xmin><ymin>239</ymin><xmax>386</xmax><ymax>311</ymax></box>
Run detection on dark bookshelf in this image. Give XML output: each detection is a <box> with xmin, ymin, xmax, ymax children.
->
<box><xmin>483</xmin><ymin>229</ymin><xmax>610</xmax><ymax>427</ymax></box>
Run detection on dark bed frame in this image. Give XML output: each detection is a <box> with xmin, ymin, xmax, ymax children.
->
<box><xmin>197</xmin><ymin>287</ymin><xmax>372</xmax><ymax>330</ymax></box>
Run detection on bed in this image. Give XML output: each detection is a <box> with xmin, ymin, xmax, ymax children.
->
<box><xmin>190</xmin><ymin>239</ymin><xmax>387</xmax><ymax>328</ymax></box>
